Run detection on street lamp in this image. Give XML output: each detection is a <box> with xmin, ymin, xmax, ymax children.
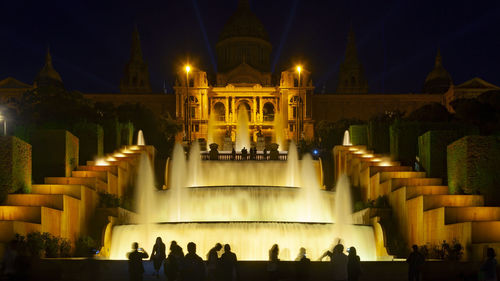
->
<box><xmin>185</xmin><ymin>65</ymin><xmax>191</xmax><ymax>143</ymax></box>
<box><xmin>296</xmin><ymin>65</ymin><xmax>302</xmax><ymax>142</ymax></box>
<box><xmin>0</xmin><ymin>112</ymin><xmax>6</xmax><ymax>136</ymax></box>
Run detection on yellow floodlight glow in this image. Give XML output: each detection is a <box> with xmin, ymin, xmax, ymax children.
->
<box><xmin>362</xmin><ymin>154</ymin><xmax>374</xmax><ymax>158</ymax></box>
<box><xmin>95</xmin><ymin>159</ymin><xmax>109</xmax><ymax>166</ymax></box>
<box><xmin>114</xmin><ymin>153</ymin><xmax>126</xmax><ymax>158</ymax></box>
<box><xmin>348</xmin><ymin>147</ymin><xmax>358</xmax><ymax>152</ymax></box>
<box><xmin>185</xmin><ymin>65</ymin><xmax>191</xmax><ymax>73</ymax></box>
<box><xmin>106</xmin><ymin>156</ymin><xmax>117</xmax><ymax>162</ymax></box>
<box><xmin>296</xmin><ymin>65</ymin><xmax>302</xmax><ymax>73</ymax></box>
<box><xmin>129</xmin><ymin>145</ymin><xmax>140</xmax><ymax>150</ymax></box>
<box><xmin>371</xmin><ymin>158</ymin><xmax>382</xmax><ymax>162</ymax></box>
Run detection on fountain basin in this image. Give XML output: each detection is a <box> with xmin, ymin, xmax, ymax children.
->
<box><xmin>109</xmin><ymin>222</ymin><xmax>377</xmax><ymax>261</ymax></box>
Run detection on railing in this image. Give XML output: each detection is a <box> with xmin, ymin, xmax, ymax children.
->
<box><xmin>201</xmin><ymin>152</ymin><xmax>288</xmax><ymax>161</ymax></box>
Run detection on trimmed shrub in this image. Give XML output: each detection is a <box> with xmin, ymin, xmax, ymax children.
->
<box><xmin>349</xmin><ymin>124</ymin><xmax>368</xmax><ymax>145</ymax></box>
<box><xmin>0</xmin><ymin>136</ymin><xmax>32</xmax><ymax>202</ymax></box>
<box><xmin>72</xmin><ymin>122</ymin><xmax>104</xmax><ymax>165</ymax></box>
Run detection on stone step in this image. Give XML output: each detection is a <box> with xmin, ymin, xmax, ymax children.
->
<box><xmin>366</xmin><ymin>166</ymin><xmax>413</xmax><ymax>177</ymax></box>
<box><xmin>78</xmin><ymin>165</ymin><xmax>118</xmax><ymax>175</ymax></box>
<box><xmin>378</xmin><ymin>171</ymin><xmax>427</xmax><ymax>183</ymax></box>
<box><xmin>444</xmin><ymin>206</ymin><xmax>500</xmax><ymax>224</ymax></box>
<box><xmin>44</xmin><ymin>177</ymin><xmax>107</xmax><ymax>193</ymax></box>
<box><xmin>31</xmin><ymin>184</ymin><xmax>85</xmax><ymax>199</ymax></box>
<box><xmin>389</xmin><ymin>178</ymin><xmax>443</xmax><ymax>191</ymax></box>
<box><xmin>4</xmin><ymin>194</ymin><xmax>65</xmax><ymax>210</ymax></box>
<box><xmin>405</xmin><ymin>186</ymin><xmax>449</xmax><ymax>200</ymax></box>
<box><xmin>470</xmin><ymin>221</ymin><xmax>500</xmax><ymax>243</ymax></box>
<box><xmin>0</xmin><ymin>221</ymin><xmax>42</xmax><ymax>242</ymax></box>
<box><xmin>0</xmin><ymin>206</ymin><xmax>61</xmax><ymax>224</ymax></box>
<box><xmin>422</xmin><ymin>195</ymin><xmax>484</xmax><ymax>211</ymax></box>
<box><xmin>71</xmin><ymin>170</ymin><xmax>108</xmax><ymax>183</ymax></box>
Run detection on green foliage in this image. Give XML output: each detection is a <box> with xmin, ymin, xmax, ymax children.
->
<box><xmin>452</xmin><ymin>97</ymin><xmax>499</xmax><ymax>135</ymax></box>
<box><xmin>353</xmin><ymin>201</ymin><xmax>368</xmax><ymax>212</ymax></box>
<box><xmin>72</xmin><ymin>122</ymin><xmax>104</xmax><ymax>165</ymax></box>
<box><xmin>19</xmin><ymin>232</ymin><xmax>70</xmax><ymax>257</ymax></box>
<box><xmin>349</xmin><ymin>125</ymin><xmax>368</xmax><ymax>145</ymax></box>
<box><xmin>419</xmin><ymin>239</ymin><xmax>463</xmax><ymax>261</ymax></box>
<box><xmin>74</xmin><ymin>236</ymin><xmax>97</xmax><ymax>257</ymax></box>
<box><xmin>406</xmin><ymin>103</ymin><xmax>451</xmax><ymax>122</ymax></box>
<box><xmin>98</xmin><ymin>192</ymin><xmax>121</xmax><ymax>208</ymax></box>
<box><xmin>374</xmin><ymin>195</ymin><xmax>389</xmax><ymax>208</ymax></box>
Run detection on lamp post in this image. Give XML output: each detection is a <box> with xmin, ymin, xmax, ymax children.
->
<box><xmin>185</xmin><ymin>65</ymin><xmax>191</xmax><ymax>143</ymax></box>
<box><xmin>296</xmin><ymin>66</ymin><xmax>302</xmax><ymax>143</ymax></box>
<box><xmin>0</xmin><ymin>112</ymin><xmax>6</xmax><ymax>136</ymax></box>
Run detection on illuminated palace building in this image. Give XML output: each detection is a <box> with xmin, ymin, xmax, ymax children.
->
<box><xmin>174</xmin><ymin>3</ymin><xmax>314</xmax><ymax>146</ymax></box>
<box><xmin>1</xmin><ymin>0</ymin><xmax>498</xmax><ymax>146</ymax></box>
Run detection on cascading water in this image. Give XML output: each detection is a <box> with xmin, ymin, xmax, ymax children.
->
<box><xmin>137</xmin><ymin>130</ymin><xmax>146</xmax><ymax>146</ymax></box>
<box><xmin>187</xmin><ymin>141</ymin><xmax>201</xmax><ymax>187</ymax></box>
<box><xmin>235</xmin><ymin>107</ymin><xmax>250</xmax><ymax>151</ymax></box>
<box><xmin>110</xmin><ymin>143</ymin><xmax>378</xmax><ymax>261</ymax></box>
<box><xmin>273</xmin><ymin>114</ymin><xmax>285</xmax><ymax>149</ymax></box>
<box><xmin>334</xmin><ymin>174</ymin><xmax>354</xmax><ymax>238</ymax></box>
<box><xmin>286</xmin><ymin>142</ymin><xmax>300</xmax><ymax>187</ymax></box>
<box><xmin>168</xmin><ymin>144</ymin><xmax>186</xmax><ymax>221</ymax></box>
<box><xmin>207</xmin><ymin>113</ymin><xmax>216</xmax><ymax>146</ymax></box>
<box><xmin>343</xmin><ymin>130</ymin><xmax>351</xmax><ymax>146</ymax></box>
<box><xmin>134</xmin><ymin>153</ymin><xmax>156</xmax><ymax>247</ymax></box>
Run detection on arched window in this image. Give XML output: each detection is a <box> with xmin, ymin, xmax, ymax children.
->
<box><xmin>263</xmin><ymin>102</ymin><xmax>275</xmax><ymax>121</ymax></box>
<box><xmin>213</xmin><ymin>102</ymin><xmax>225</xmax><ymax>121</ymax></box>
<box><xmin>237</xmin><ymin>102</ymin><xmax>251</xmax><ymax>121</ymax></box>
<box><xmin>294</xmin><ymin>78</ymin><xmax>299</xmax><ymax>87</ymax></box>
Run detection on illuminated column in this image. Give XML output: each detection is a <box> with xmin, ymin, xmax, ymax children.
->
<box><xmin>231</xmin><ymin>97</ymin><xmax>236</xmax><ymax>123</ymax></box>
<box><xmin>225</xmin><ymin>95</ymin><xmax>229</xmax><ymax>123</ymax></box>
<box><xmin>253</xmin><ymin>96</ymin><xmax>257</xmax><ymax>124</ymax></box>
<box><xmin>259</xmin><ymin>97</ymin><xmax>263</xmax><ymax>122</ymax></box>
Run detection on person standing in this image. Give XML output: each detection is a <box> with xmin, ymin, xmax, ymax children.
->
<box><xmin>267</xmin><ymin>244</ymin><xmax>280</xmax><ymax>281</ymax></box>
<box><xmin>480</xmin><ymin>248</ymin><xmax>497</xmax><ymax>281</ymax></box>
<box><xmin>220</xmin><ymin>244</ymin><xmax>238</xmax><ymax>281</ymax></box>
<box><xmin>128</xmin><ymin>242</ymin><xmax>149</xmax><ymax>281</ymax></box>
<box><xmin>182</xmin><ymin>242</ymin><xmax>205</xmax><ymax>281</ymax></box>
<box><xmin>165</xmin><ymin>241</ymin><xmax>183</xmax><ymax>281</ymax></box>
<box><xmin>151</xmin><ymin>237</ymin><xmax>166</xmax><ymax>278</ymax></box>
<box><xmin>406</xmin><ymin>245</ymin><xmax>425</xmax><ymax>281</ymax></box>
<box><xmin>347</xmin><ymin>247</ymin><xmax>361</xmax><ymax>281</ymax></box>
<box><xmin>295</xmin><ymin>247</ymin><xmax>311</xmax><ymax>281</ymax></box>
<box><xmin>320</xmin><ymin>244</ymin><xmax>348</xmax><ymax>281</ymax></box>
<box><xmin>206</xmin><ymin>243</ymin><xmax>222</xmax><ymax>281</ymax></box>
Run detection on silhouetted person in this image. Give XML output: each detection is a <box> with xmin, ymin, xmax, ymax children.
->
<box><xmin>241</xmin><ymin>147</ymin><xmax>248</xmax><ymax>160</ymax></box>
<box><xmin>182</xmin><ymin>242</ymin><xmax>205</xmax><ymax>281</ymax></box>
<box><xmin>347</xmin><ymin>247</ymin><xmax>361</xmax><ymax>281</ymax></box>
<box><xmin>220</xmin><ymin>244</ymin><xmax>238</xmax><ymax>281</ymax></box>
<box><xmin>165</xmin><ymin>241</ymin><xmax>183</xmax><ymax>281</ymax></box>
<box><xmin>127</xmin><ymin>242</ymin><xmax>149</xmax><ymax>281</ymax></box>
<box><xmin>207</xmin><ymin>243</ymin><xmax>222</xmax><ymax>281</ymax></box>
<box><xmin>295</xmin><ymin>247</ymin><xmax>310</xmax><ymax>281</ymax></box>
<box><xmin>151</xmin><ymin>237</ymin><xmax>166</xmax><ymax>278</ymax></box>
<box><xmin>320</xmin><ymin>244</ymin><xmax>348</xmax><ymax>281</ymax></box>
<box><xmin>231</xmin><ymin>148</ymin><xmax>236</xmax><ymax>160</ymax></box>
<box><xmin>263</xmin><ymin>148</ymin><xmax>267</xmax><ymax>160</ymax></box>
<box><xmin>480</xmin><ymin>248</ymin><xmax>497</xmax><ymax>281</ymax></box>
<box><xmin>267</xmin><ymin>244</ymin><xmax>280</xmax><ymax>281</ymax></box>
<box><xmin>406</xmin><ymin>245</ymin><xmax>424</xmax><ymax>281</ymax></box>
<box><xmin>1</xmin><ymin>240</ymin><xmax>19</xmax><ymax>281</ymax></box>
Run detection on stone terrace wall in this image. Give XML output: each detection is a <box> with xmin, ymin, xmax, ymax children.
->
<box><xmin>0</xmin><ymin>136</ymin><xmax>31</xmax><ymax>201</ymax></box>
<box><xmin>448</xmin><ymin>136</ymin><xmax>500</xmax><ymax>205</ymax></box>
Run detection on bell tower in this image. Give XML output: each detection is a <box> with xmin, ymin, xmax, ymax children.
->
<box><xmin>120</xmin><ymin>26</ymin><xmax>152</xmax><ymax>94</ymax></box>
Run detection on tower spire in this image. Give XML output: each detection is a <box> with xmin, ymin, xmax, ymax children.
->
<box><xmin>238</xmin><ymin>0</ymin><xmax>250</xmax><ymax>9</ymax></box>
<box><xmin>336</xmin><ymin>26</ymin><xmax>368</xmax><ymax>94</ymax></box>
<box><xmin>120</xmin><ymin>25</ymin><xmax>151</xmax><ymax>94</ymax></box>
<box><xmin>130</xmin><ymin>25</ymin><xmax>144</xmax><ymax>63</ymax></box>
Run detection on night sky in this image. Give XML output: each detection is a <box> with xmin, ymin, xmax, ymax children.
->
<box><xmin>1</xmin><ymin>0</ymin><xmax>499</xmax><ymax>94</ymax></box>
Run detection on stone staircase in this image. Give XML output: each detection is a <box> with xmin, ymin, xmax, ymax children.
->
<box><xmin>336</xmin><ymin>145</ymin><xmax>500</xmax><ymax>260</ymax></box>
<box><xmin>0</xmin><ymin>145</ymin><xmax>151</xmax><ymax>249</ymax></box>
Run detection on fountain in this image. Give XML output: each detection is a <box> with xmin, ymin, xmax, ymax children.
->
<box><xmin>109</xmin><ymin>143</ymin><xmax>378</xmax><ymax>261</ymax></box>
<box><xmin>207</xmin><ymin>113</ymin><xmax>216</xmax><ymax>147</ymax></box>
<box><xmin>343</xmin><ymin>130</ymin><xmax>351</xmax><ymax>146</ymax></box>
<box><xmin>235</xmin><ymin>107</ymin><xmax>250</xmax><ymax>151</ymax></box>
<box><xmin>137</xmin><ymin>130</ymin><xmax>146</xmax><ymax>146</ymax></box>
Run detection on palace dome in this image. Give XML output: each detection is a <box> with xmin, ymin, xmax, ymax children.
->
<box><xmin>219</xmin><ymin>0</ymin><xmax>269</xmax><ymax>42</ymax></box>
<box><xmin>423</xmin><ymin>49</ymin><xmax>452</xmax><ymax>94</ymax></box>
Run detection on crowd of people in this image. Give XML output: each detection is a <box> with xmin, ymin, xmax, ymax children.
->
<box><xmin>127</xmin><ymin>238</ymin><xmax>365</xmax><ymax>281</ymax></box>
